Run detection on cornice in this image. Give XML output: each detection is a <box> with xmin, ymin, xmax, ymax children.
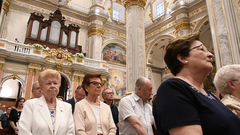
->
<box><xmin>123</xmin><ymin>0</ymin><xmax>147</xmax><ymax>8</ymax></box>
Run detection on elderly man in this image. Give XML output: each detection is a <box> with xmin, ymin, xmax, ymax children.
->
<box><xmin>102</xmin><ymin>88</ymin><xmax>119</xmax><ymax>134</ymax></box>
<box><xmin>65</xmin><ymin>85</ymin><xmax>86</xmax><ymax>113</ymax></box>
<box><xmin>31</xmin><ymin>81</ymin><xmax>42</xmax><ymax>98</ymax></box>
<box><xmin>118</xmin><ymin>77</ymin><xmax>155</xmax><ymax>135</ymax></box>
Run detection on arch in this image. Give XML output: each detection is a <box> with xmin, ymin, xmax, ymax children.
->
<box><xmin>0</xmin><ymin>75</ymin><xmax>25</xmax><ymax>98</ymax></box>
<box><xmin>194</xmin><ymin>15</ymin><xmax>209</xmax><ymax>32</ymax></box>
<box><xmin>146</xmin><ymin>34</ymin><xmax>175</xmax><ymax>68</ymax></box>
<box><xmin>102</xmin><ymin>39</ymin><xmax>126</xmax><ymax>49</ymax></box>
<box><xmin>58</xmin><ymin>71</ymin><xmax>72</xmax><ymax>100</ymax></box>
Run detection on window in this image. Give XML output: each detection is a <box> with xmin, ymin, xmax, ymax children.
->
<box><xmin>113</xmin><ymin>10</ymin><xmax>119</xmax><ymax>21</ymax></box>
<box><xmin>157</xmin><ymin>2</ymin><xmax>164</xmax><ymax>17</ymax></box>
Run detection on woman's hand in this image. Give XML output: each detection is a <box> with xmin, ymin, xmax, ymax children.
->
<box><xmin>14</xmin><ymin>126</ymin><xmax>19</xmax><ymax>134</ymax></box>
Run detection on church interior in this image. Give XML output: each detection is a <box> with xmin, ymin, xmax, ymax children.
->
<box><xmin>0</xmin><ymin>0</ymin><xmax>239</xmax><ymax>106</ymax></box>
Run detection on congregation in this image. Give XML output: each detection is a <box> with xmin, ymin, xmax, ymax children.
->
<box><xmin>1</xmin><ymin>32</ymin><xmax>240</xmax><ymax>135</ymax></box>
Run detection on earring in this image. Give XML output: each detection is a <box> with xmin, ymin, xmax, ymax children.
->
<box><xmin>185</xmin><ymin>61</ymin><xmax>188</xmax><ymax>64</ymax></box>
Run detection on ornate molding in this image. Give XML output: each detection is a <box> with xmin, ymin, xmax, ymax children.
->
<box><xmin>3</xmin><ymin>0</ymin><xmax>10</xmax><ymax>13</ymax></box>
<box><xmin>145</xmin><ymin>21</ymin><xmax>175</xmax><ymax>39</ymax></box>
<box><xmin>73</xmin><ymin>75</ymin><xmax>79</xmax><ymax>82</ymax></box>
<box><xmin>188</xmin><ymin>5</ymin><xmax>207</xmax><ymax>17</ymax></box>
<box><xmin>123</xmin><ymin>0</ymin><xmax>147</xmax><ymax>8</ymax></box>
<box><xmin>35</xmin><ymin>69</ymin><xmax>40</xmax><ymax>76</ymax></box>
<box><xmin>0</xmin><ymin>64</ymin><xmax>4</xmax><ymax>70</ymax></box>
<box><xmin>88</xmin><ymin>27</ymin><xmax>104</xmax><ymax>37</ymax></box>
<box><xmin>28</xmin><ymin>69</ymin><xmax>34</xmax><ymax>75</ymax></box>
<box><xmin>64</xmin><ymin>70</ymin><xmax>72</xmax><ymax>79</ymax></box>
<box><xmin>43</xmin><ymin>48</ymin><xmax>74</xmax><ymax>66</ymax></box>
<box><xmin>174</xmin><ymin>20</ymin><xmax>190</xmax><ymax>31</ymax></box>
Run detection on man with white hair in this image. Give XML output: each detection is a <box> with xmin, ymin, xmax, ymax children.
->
<box><xmin>118</xmin><ymin>77</ymin><xmax>155</xmax><ymax>135</ymax></box>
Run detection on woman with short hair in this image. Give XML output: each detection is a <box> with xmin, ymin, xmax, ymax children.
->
<box><xmin>74</xmin><ymin>73</ymin><xmax>116</xmax><ymax>135</ymax></box>
<box><xmin>19</xmin><ymin>69</ymin><xmax>74</xmax><ymax>135</ymax></box>
<box><xmin>153</xmin><ymin>32</ymin><xmax>240</xmax><ymax>135</ymax></box>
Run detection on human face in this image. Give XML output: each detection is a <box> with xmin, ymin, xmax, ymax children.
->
<box><xmin>103</xmin><ymin>89</ymin><xmax>114</xmax><ymax>101</ymax></box>
<box><xmin>41</xmin><ymin>77</ymin><xmax>60</xmax><ymax>98</ymax></box>
<box><xmin>32</xmin><ymin>83</ymin><xmax>42</xmax><ymax>98</ymax></box>
<box><xmin>85</xmin><ymin>77</ymin><xmax>103</xmax><ymax>97</ymax></box>
<box><xmin>140</xmin><ymin>80</ymin><xmax>153</xmax><ymax>102</ymax></box>
<box><xmin>187</xmin><ymin>40</ymin><xmax>214</xmax><ymax>73</ymax></box>
<box><xmin>75</xmin><ymin>88</ymin><xmax>86</xmax><ymax>101</ymax></box>
<box><xmin>6</xmin><ymin>107</ymin><xmax>11</xmax><ymax>114</ymax></box>
<box><xmin>18</xmin><ymin>99</ymin><xmax>25</xmax><ymax>108</ymax></box>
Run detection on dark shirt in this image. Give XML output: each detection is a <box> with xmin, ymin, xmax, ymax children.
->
<box><xmin>153</xmin><ymin>78</ymin><xmax>240</xmax><ymax>135</ymax></box>
<box><xmin>8</xmin><ymin>109</ymin><xmax>22</xmax><ymax>134</ymax></box>
<box><xmin>0</xmin><ymin>113</ymin><xmax>9</xmax><ymax>129</ymax></box>
<box><xmin>65</xmin><ymin>97</ymin><xmax>75</xmax><ymax>114</ymax></box>
<box><xmin>104</xmin><ymin>101</ymin><xmax>119</xmax><ymax>135</ymax></box>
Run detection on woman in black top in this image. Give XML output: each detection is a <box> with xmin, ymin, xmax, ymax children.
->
<box><xmin>9</xmin><ymin>97</ymin><xmax>25</xmax><ymax>134</ymax></box>
<box><xmin>153</xmin><ymin>32</ymin><xmax>240</xmax><ymax>135</ymax></box>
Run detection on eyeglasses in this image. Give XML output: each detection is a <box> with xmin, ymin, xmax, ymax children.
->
<box><xmin>232</xmin><ymin>79</ymin><xmax>239</xmax><ymax>81</ymax></box>
<box><xmin>105</xmin><ymin>92</ymin><xmax>114</xmax><ymax>95</ymax></box>
<box><xmin>89</xmin><ymin>81</ymin><xmax>104</xmax><ymax>87</ymax></box>
<box><xmin>189</xmin><ymin>44</ymin><xmax>209</xmax><ymax>53</ymax></box>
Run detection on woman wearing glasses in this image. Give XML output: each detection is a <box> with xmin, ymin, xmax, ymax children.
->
<box><xmin>153</xmin><ymin>32</ymin><xmax>240</xmax><ymax>135</ymax></box>
<box><xmin>74</xmin><ymin>74</ymin><xmax>116</xmax><ymax>135</ymax></box>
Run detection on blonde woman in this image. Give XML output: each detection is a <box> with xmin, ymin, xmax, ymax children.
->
<box><xmin>19</xmin><ymin>69</ymin><xmax>74</xmax><ymax>135</ymax></box>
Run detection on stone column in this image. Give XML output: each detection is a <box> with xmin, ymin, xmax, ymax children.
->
<box><xmin>0</xmin><ymin>0</ymin><xmax>10</xmax><ymax>38</ymax></box>
<box><xmin>206</xmin><ymin>0</ymin><xmax>240</xmax><ymax>69</ymax></box>
<box><xmin>124</xmin><ymin>0</ymin><xmax>147</xmax><ymax>92</ymax></box>
<box><xmin>88</xmin><ymin>27</ymin><xmax>104</xmax><ymax>60</ymax></box>
<box><xmin>87</xmin><ymin>4</ymin><xmax>108</xmax><ymax>60</ymax></box>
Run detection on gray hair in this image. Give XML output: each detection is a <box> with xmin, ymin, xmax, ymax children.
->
<box><xmin>213</xmin><ymin>64</ymin><xmax>240</xmax><ymax>96</ymax></box>
<box><xmin>102</xmin><ymin>88</ymin><xmax>112</xmax><ymax>97</ymax></box>
<box><xmin>135</xmin><ymin>77</ymin><xmax>149</xmax><ymax>91</ymax></box>
<box><xmin>32</xmin><ymin>81</ymin><xmax>39</xmax><ymax>91</ymax></box>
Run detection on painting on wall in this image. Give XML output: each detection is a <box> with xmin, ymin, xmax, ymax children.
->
<box><xmin>108</xmin><ymin>69</ymin><xmax>126</xmax><ymax>96</ymax></box>
<box><xmin>102</xmin><ymin>43</ymin><xmax>126</xmax><ymax>65</ymax></box>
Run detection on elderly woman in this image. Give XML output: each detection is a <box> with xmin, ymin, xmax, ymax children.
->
<box><xmin>9</xmin><ymin>97</ymin><xmax>25</xmax><ymax>134</ymax></box>
<box><xmin>74</xmin><ymin>74</ymin><xmax>116</xmax><ymax>135</ymax></box>
<box><xmin>214</xmin><ymin>64</ymin><xmax>240</xmax><ymax>118</ymax></box>
<box><xmin>153</xmin><ymin>32</ymin><xmax>240</xmax><ymax>135</ymax></box>
<box><xmin>19</xmin><ymin>69</ymin><xmax>74</xmax><ymax>135</ymax></box>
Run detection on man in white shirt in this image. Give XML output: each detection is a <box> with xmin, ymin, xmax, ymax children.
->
<box><xmin>118</xmin><ymin>77</ymin><xmax>155</xmax><ymax>135</ymax></box>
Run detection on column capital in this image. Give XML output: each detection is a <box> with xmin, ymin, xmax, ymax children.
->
<box><xmin>88</xmin><ymin>27</ymin><xmax>104</xmax><ymax>37</ymax></box>
<box><xmin>123</xmin><ymin>0</ymin><xmax>147</xmax><ymax>8</ymax></box>
<box><xmin>174</xmin><ymin>20</ymin><xmax>190</xmax><ymax>32</ymax></box>
<box><xmin>3</xmin><ymin>0</ymin><xmax>11</xmax><ymax>13</ymax></box>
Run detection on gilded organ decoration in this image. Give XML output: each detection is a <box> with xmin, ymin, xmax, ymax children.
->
<box><xmin>43</xmin><ymin>48</ymin><xmax>74</xmax><ymax>66</ymax></box>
